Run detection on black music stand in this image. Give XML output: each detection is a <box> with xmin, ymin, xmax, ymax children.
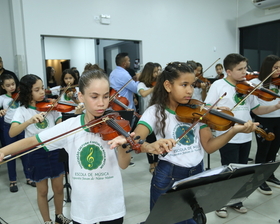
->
<box><xmin>144</xmin><ymin>162</ymin><xmax>280</xmax><ymax>224</ymax></box>
<box><xmin>48</xmin><ymin>148</ymin><xmax>71</xmax><ymax>203</ymax></box>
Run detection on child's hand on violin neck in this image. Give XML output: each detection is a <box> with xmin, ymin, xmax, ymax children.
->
<box><xmin>108</xmin><ymin>132</ymin><xmax>136</xmax><ymax>149</ymax></box>
<box><xmin>144</xmin><ymin>139</ymin><xmax>176</xmax><ymax>155</ymax></box>
<box><xmin>29</xmin><ymin>112</ymin><xmax>46</xmax><ymax>124</ymax></box>
<box><xmin>234</xmin><ymin>120</ymin><xmax>259</xmax><ymax>134</ymax></box>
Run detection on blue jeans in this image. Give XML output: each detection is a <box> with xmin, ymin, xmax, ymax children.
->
<box><xmin>3</xmin><ymin>122</ymin><xmax>29</xmax><ymax>181</ymax></box>
<box><xmin>150</xmin><ymin>160</ymin><xmax>204</xmax><ymax>224</ymax></box>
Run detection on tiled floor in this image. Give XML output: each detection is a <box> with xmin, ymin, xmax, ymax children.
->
<box><xmin>0</xmin><ymin>134</ymin><xmax>280</xmax><ymax>224</ymax></box>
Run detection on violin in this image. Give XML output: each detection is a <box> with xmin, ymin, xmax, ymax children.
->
<box><xmin>109</xmin><ymin>88</ymin><xmax>141</xmax><ymax>119</ymax></box>
<box><xmin>236</xmin><ymin>80</ymin><xmax>280</xmax><ymax>101</ymax></box>
<box><xmin>245</xmin><ymin>71</ymin><xmax>259</xmax><ymax>81</ymax></box>
<box><xmin>194</xmin><ymin>76</ymin><xmax>211</xmax><ymax>88</ymax></box>
<box><xmin>36</xmin><ymin>98</ymin><xmax>75</xmax><ymax>113</ymax></box>
<box><xmin>1</xmin><ymin>112</ymin><xmax>144</xmax><ymax>164</ymax></box>
<box><xmin>175</xmin><ymin>99</ymin><xmax>275</xmax><ymax>141</ymax></box>
<box><xmin>216</xmin><ymin>73</ymin><xmax>224</xmax><ymax>79</ymax></box>
<box><xmin>271</xmin><ymin>77</ymin><xmax>280</xmax><ymax>86</ymax></box>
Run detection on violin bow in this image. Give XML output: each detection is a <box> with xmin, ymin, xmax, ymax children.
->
<box><xmin>109</xmin><ymin>78</ymin><xmax>133</xmax><ymax>102</ymax></box>
<box><xmin>0</xmin><ymin>117</ymin><xmax>110</xmax><ymax>165</ymax></box>
<box><xmin>196</xmin><ymin>58</ymin><xmax>220</xmax><ymax>79</ymax></box>
<box><xmin>5</xmin><ymin>92</ymin><xmax>19</xmax><ymax>112</ymax></box>
<box><xmin>231</xmin><ymin>69</ymin><xmax>277</xmax><ymax>111</ymax></box>
<box><xmin>43</xmin><ymin>83</ymin><xmax>73</xmax><ymax>117</ymax></box>
<box><xmin>175</xmin><ymin>92</ymin><xmax>227</xmax><ymax>144</ymax></box>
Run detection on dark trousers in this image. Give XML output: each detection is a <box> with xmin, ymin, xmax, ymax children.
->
<box><xmin>254</xmin><ymin>116</ymin><xmax>280</xmax><ymax>164</ymax></box>
<box><xmin>73</xmin><ymin>217</ymin><xmax>123</xmax><ymax>224</ymax></box>
<box><xmin>219</xmin><ymin>141</ymin><xmax>251</xmax><ymax>165</ymax></box>
<box><xmin>3</xmin><ymin>122</ymin><xmax>29</xmax><ymax>181</ymax></box>
<box><xmin>146</xmin><ymin>132</ymin><xmax>158</xmax><ymax>164</ymax></box>
<box><xmin>150</xmin><ymin>160</ymin><xmax>203</xmax><ymax>224</ymax></box>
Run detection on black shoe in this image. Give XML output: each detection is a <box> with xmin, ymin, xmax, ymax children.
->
<box><xmin>55</xmin><ymin>214</ymin><xmax>72</xmax><ymax>224</ymax></box>
<box><xmin>10</xmin><ymin>182</ymin><xmax>18</xmax><ymax>193</ymax></box>
<box><xmin>258</xmin><ymin>182</ymin><xmax>273</xmax><ymax>195</ymax></box>
<box><xmin>267</xmin><ymin>176</ymin><xmax>280</xmax><ymax>188</ymax></box>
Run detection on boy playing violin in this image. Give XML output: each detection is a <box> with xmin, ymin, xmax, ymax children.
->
<box><xmin>205</xmin><ymin>53</ymin><xmax>280</xmax><ymax>219</ymax></box>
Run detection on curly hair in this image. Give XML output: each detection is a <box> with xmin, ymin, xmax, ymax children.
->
<box><xmin>149</xmin><ymin>62</ymin><xmax>194</xmax><ymax>137</ymax></box>
<box><xmin>17</xmin><ymin>74</ymin><xmax>42</xmax><ymax>108</ymax></box>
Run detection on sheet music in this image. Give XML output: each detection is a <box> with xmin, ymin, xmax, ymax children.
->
<box><xmin>172</xmin><ymin>163</ymin><xmax>263</xmax><ymax>189</ymax></box>
<box><xmin>172</xmin><ymin>165</ymin><xmax>229</xmax><ymax>189</ymax></box>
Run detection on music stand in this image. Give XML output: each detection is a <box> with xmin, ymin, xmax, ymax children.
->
<box><xmin>117</xmin><ymin>110</ymin><xmax>134</xmax><ymax>127</ymax></box>
<box><xmin>144</xmin><ymin>162</ymin><xmax>280</xmax><ymax>224</ymax></box>
<box><xmin>145</xmin><ymin>173</ymin><xmax>253</xmax><ymax>224</ymax></box>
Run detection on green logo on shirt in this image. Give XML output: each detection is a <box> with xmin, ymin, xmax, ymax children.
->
<box><xmin>176</xmin><ymin>125</ymin><xmax>194</xmax><ymax>145</ymax></box>
<box><xmin>271</xmin><ymin>88</ymin><xmax>279</xmax><ymax>94</ymax></box>
<box><xmin>35</xmin><ymin>119</ymin><xmax>48</xmax><ymax>129</ymax></box>
<box><xmin>9</xmin><ymin>101</ymin><xmax>19</xmax><ymax>109</ymax></box>
<box><xmin>234</xmin><ymin>93</ymin><xmax>246</xmax><ymax>105</ymax></box>
<box><xmin>64</xmin><ymin>93</ymin><xmax>71</xmax><ymax>101</ymax></box>
<box><xmin>80</xmin><ymin>144</ymin><xmax>104</xmax><ymax>170</ymax></box>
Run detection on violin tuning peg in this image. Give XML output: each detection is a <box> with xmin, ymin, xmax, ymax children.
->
<box><xmin>126</xmin><ymin>149</ymin><xmax>133</xmax><ymax>153</ymax></box>
<box><xmin>122</xmin><ymin>143</ymin><xmax>130</xmax><ymax>148</ymax></box>
<box><xmin>258</xmin><ymin>124</ymin><xmax>263</xmax><ymax>129</ymax></box>
<box><xmin>134</xmin><ymin>136</ymin><xmax>141</xmax><ymax>140</ymax></box>
<box><xmin>138</xmin><ymin>139</ymin><xmax>145</xmax><ymax>144</ymax></box>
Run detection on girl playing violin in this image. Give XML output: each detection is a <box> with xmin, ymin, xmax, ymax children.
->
<box><xmin>137</xmin><ymin>62</ymin><xmax>159</xmax><ymax>174</ymax></box>
<box><xmin>0</xmin><ymin>74</ymin><xmax>31</xmax><ymax>193</ymax></box>
<box><xmin>250</xmin><ymin>55</ymin><xmax>280</xmax><ymax>195</ymax></box>
<box><xmin>8</xmin><ymin>74</ymin><xmax>71</xmax><ymax>224</ymax></box>
<box><xmin>0</xmin><ymin>70</ymin><xmax>159</xmax><ymax>224</ymax></box>
<box><xmin>186</xmin><ymin>61</ymin><xmax>207</xmax><ymax>101</ymax></box>
<box><xmin>110</xmin><ymin>62</ymin><xmax>258</xmax><ymax>224</ymax></box>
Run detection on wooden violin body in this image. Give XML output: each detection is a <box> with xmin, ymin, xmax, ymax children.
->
<box><xmin>87</xmin><ymin>112</ymin><xmax>142</xmax><ymax>153</ymax></box>
<box><xmin>36</xmin><ymin>99</ymin><xmax>75</xmax><ymax>113</ymax></box>
<box><xmin>236</xmin><ymin>81</ymin><xmax>280</xmax><ymax>101</ymax></box>
<box><xmin>245</xmin><ymin>72</ymin><xmax>259</xmax><ymax>81</ymax></box>
<box><xmin>109</xmin><ymin>88</ymin><xmax>141</xmax><ymax>118</ymax></box>
<box><xmin>175</xmin><ymin>99</ymin><xmax>275</xmax><ymax>141</ymax></box>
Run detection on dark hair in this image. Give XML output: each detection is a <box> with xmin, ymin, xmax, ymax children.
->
<box><xmin>149</xmin><ymin>62</ymin><xmax>194</xmax><ymax>137</ymax></box>
<box><xmin>196</xmin><ymin>62</ymin><xmax>203</xmax><ymax>75</ymax></box>
<box><xmin>186</xmin><ymin>60</ymin><xmax>197</xmax><ymax>70</ymax></box>
<box><xmin>115</xmin><ymin>53</ymin><xmax>128</xmax><ymax>66</ymax></box>
<box><xmin>0</xmin><ymin>73</ymin><xmax>16</xmax><ymax>95</ymax></box>
<box><xmin>18</xmin><ymin>74</ymin><xmax>42</xmax><ymax>108</ymax></box>
<box><xmin>223</xmin><ymin>53</ymin><xmax>248</xmax><ymax>71</ymax></box>
<box><xmin>60</xmin><ymin>69</ymin><xmax>78</xmax><ymax>87</ymax></box>
<box><xmin>138</xmin><ymin>62</ymin><xmax>156</xmax><ymax>87</ymax></box>
<box><xmin>46</xmin><ymin>66</ymin><xmax>54</xmax><ymax>82</ymax></box>
<box><xmin>215</xmin><ymin>63</ymin><xmax>223</xmax><ymax>69</ymax></box>
<box><xmin>154</xmin><ymin>63</ymin><xmax>162</xmax><ymax>68</ymax></box>
<box><xmin>258</xmin><ymin>55</ymin><xmax>280</xmax><ymax>87</ymax></box>
<box><xmin>79</xmin><ymin>69</ymin><xmax>109</xmax><ymax>94</ymax></box>
<box><xmin>73</xmin><ymin>69</ymin><xmax>80</xmax><ymax>80</ymax></box>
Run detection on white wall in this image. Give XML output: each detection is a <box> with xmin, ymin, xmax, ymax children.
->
<box><xmin>0</xmin><ymin>0</ymin><xmax>16</xmax><ymax>73</ymax></box>
<box><xmin>1</xmin><ymin>0</ymin><xmax>279</xmax><ymax>81</ymax></box>
<box><xmin>237</xmin><ymin>0</ymin><xmax>280</xmax><ymax>28</ymax></box>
